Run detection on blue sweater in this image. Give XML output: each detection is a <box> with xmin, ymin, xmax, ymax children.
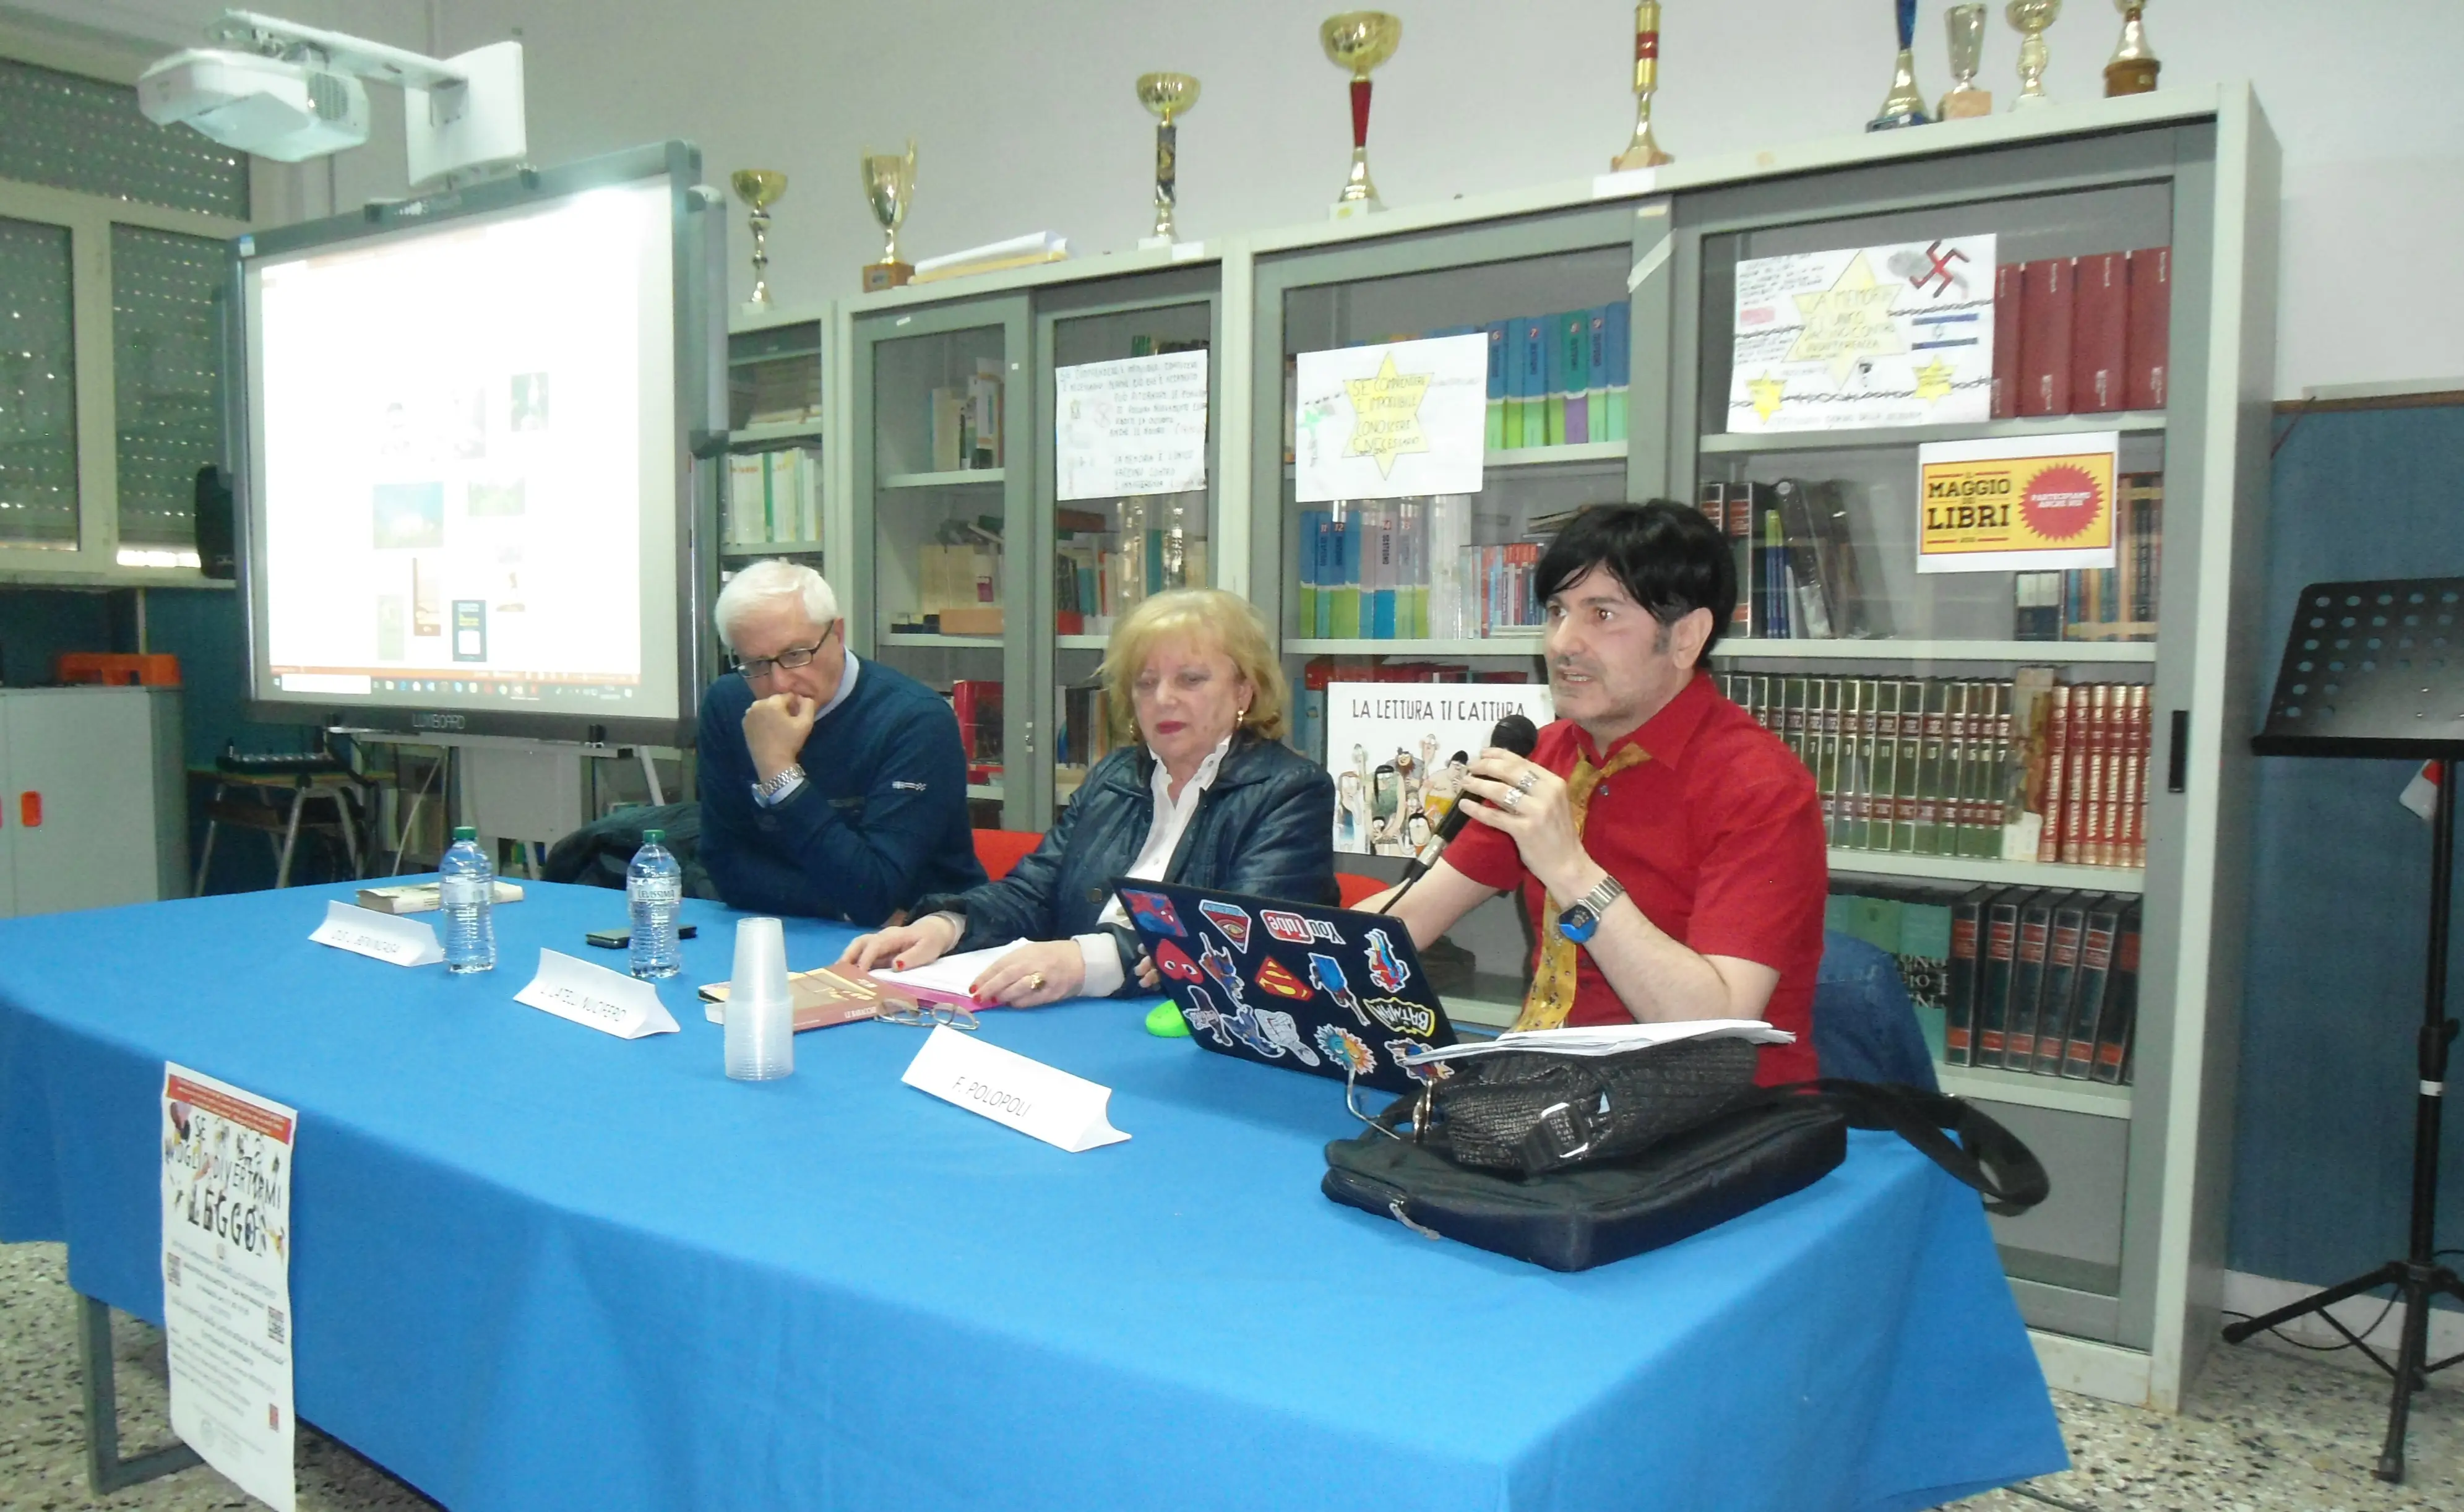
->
<box><xmin>696</xmin><ymin>659</ymin><xmax>986</xmax><ymax>925</ymax></box>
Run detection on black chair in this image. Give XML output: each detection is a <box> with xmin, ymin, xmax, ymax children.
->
<box><xmin>1811</xmin><ymin>930</ymin><xmax>1940</xmax><ymax>1092</ymax></box>
<box><xmin>541</xmin><ymin>802</ymin><xmax>722</xmax><ymax>899</ymax></box>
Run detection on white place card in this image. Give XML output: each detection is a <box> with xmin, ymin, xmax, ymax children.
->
<box><xmin>514</xmin><ymin>949</ymin><xmax>681</xmax><ymax>1040</ymax></box>
<box><xmin>309</xmin><ymin>899</ymin><xmax>443</xmax><ymax>967</ymax></box>
<box><xmin>900</xmin><ymin>1025</ymin><xmax>1129</xmax><ymax>1152</ymax></box>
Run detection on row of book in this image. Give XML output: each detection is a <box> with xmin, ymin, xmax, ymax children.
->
<box><xmin>1294</xmin><ymin>498</ymin><xmax>1543</xmax><ymax>641</ymax></box>
<box><xmin>1827</xmin><ymin>879</ymin><xmax>2140</xmax><ymax>1085</ymax></box>
<box><xmin>925</xmin><ymin>359</ymin><xmax>1006</xmax><ymax>472</ymax></box>
<box><xmin>893</xmin><ymin>516</ymin><xmax>1006</xmax><ymax>637</ymax></box>
<box><xmin>1992</xmin><ymin>246</ymin><xmax>2169</xmax><ymax>419</ymax></box>
<box><xmin>2014</xmin><ymin>473</ymin><xmax>2163</xmax><ymax>642</ymax></box>
<box><xmin>1054</xmin><ymin>498</ymin><xmax>1210</xmax><ymax>636</ymax></box>
<box><xmin>1697</xmin><ymin>480</ymin><xmax>1881</xmax><ymax>641</ymax></box>
<box><xmin>725</xmin><ymin>447</ymin><xmax>821</xmax><ymax>546</ymax></box>
<box><xmin>1718</xmin><ymin>672</ymin><xmax>2152</xmax><ymax>869</ymax></box>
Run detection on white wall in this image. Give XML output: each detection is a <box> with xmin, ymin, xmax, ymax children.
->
<box><xmin>25</xmin><ymin>0</ymin><xmax>2464</xmax><ymax>397</ymax></box>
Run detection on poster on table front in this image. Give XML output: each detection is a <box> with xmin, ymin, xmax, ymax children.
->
<box><xmin>1325</xmin><ymin>681</ymin><xmax>1555</xmax><ymax>856</ymax></box>
<box><xmin>1054</xmin><ymin>350</ymin><xmax>1210</xmax><ymax>501</ymax></box>
<box><xmin>1726</xmin><ymin>235</ymin><xmax>1996</xmax><ymax>433</ymax></box>
<box><xmin>1293</xmin><ymin>333</ymin><xmax>1488</xmax><ymax>502</ymax></box>
<box><xmin>162</xmin><ymin>1063</ymin><xmax>298</xmax><ymax>1512</ymax></box>
<box><xmin>1915</xmin><ymin>431</ymin><xmax>2119</xmax><ymax>574</ymax></box>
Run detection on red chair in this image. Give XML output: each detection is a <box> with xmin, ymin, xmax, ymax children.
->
<box><xmin>1335</xmin><ymin>872</ymin><xmax>1387</xmax><ymax>909</ymax></box>
<box><xmin>972</xmin><ymin>829</ymin><xmax>1045</xmax><ymax>882</ymax></box>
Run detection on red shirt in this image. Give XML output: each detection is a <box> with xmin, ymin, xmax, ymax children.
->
<box><xmin>1447</xmin><ymin>672</ymin><xmax>1828</xmax><ymax>1084</ymax></box>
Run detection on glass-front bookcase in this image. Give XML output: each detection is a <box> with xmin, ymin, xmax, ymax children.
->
<box><xmin>722</xmin><ymin>308</ymin><xmax>829</xmax><ymax>570</ymax></box>
<box><xmin>848</xmin><ymin>294</ymin><xmax>1031</xmax><ymax>827</ymax></box>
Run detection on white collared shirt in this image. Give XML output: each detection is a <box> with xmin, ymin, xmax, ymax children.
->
<box><xmin>752</xmin><ymin>644</ymin><xmax>860</xmax><ymax>808</ymax></box>
<box><xmin>1074</xmin><ymin>733</ymin><xmax>1234</xmax><ymax>996</ymax></box>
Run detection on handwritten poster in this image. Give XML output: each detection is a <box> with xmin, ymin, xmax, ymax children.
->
<box><xmin>1727</xmin><ymin>235</ymin><xmax>1996</xmax><ymax>433</ymax></box>
<box><xmin>1054</xmin><ymin>350</ymin><xmax>1210</xmax><ymax>500</ymax></box>
<box><xmin>162</xmin><ymin>1063</ymin><xmax>297</xmax><ymax>1512</ymax></box>
<box><xmin>1324</xmin><ymin>681</ymin><xmax>1554</xmax><ymax>855</ymax></box>
<box><xmin>1916</xmin><ymin>431</ymin><xmax>2119</xmax><ymax>573</ymax></box>
<box><xmin>1294</xmin><ymin>332</ymin><xmax>1488</xmax><ymax>502</ymax></box>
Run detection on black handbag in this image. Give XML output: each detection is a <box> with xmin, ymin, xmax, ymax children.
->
<box><xmin>1422</xmin><ymin>1034</ymin><xmax>1764</xmax><ymax>1177</ymax></box>
<box><xmin>1323</xmin><ymin>1075</ymin><xmax>2048</xmax><ymax>1272</ymax></box>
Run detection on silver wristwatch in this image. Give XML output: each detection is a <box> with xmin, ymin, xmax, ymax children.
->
<box><xmin>1556</xmin><ymin>875</ymin><xmax>1627</xmax><ymax>944</ymax></box>
<box><xmin>752</xmin><ymin>762</ymin><xmax>806</xmax><ymax>806</ymax></box>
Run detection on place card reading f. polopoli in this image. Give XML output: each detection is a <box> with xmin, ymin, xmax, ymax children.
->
<box><xmin>900</xmin><ymin>1026</ymin><xmax>1129</xmax><ymax>1153</ymax></box>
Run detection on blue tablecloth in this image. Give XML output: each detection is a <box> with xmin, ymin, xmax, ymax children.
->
<box><xmin>0</xmin><ymin>881</ymin><xmax>2064</xmax><ymax>1511</ymax></box>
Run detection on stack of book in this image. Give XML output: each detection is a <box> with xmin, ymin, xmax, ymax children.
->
<box><xmin>1991</xmin><ymin>245</ymin><xmax>2170</xmax><ymax>418</ymax></box>
<box><xmin>725</xmin><ymin>447</ymin><xmax>821</xmax><ymax>546</ymax></box>
<box><xmin>1945</xmin><ymin>887</ymin><xmax>2140</xmax><ymax>1084</ymax></box>
<box><xmin>1718</xmin><ymin>671</ymin><xmax>2150</xmax><ymax>869</ymax></box>
<box><xmin>2015</xmin><ymin>472</ymin><xmax>2163</xmax><ymax>641</ymax></box>
<box><xmin>1054</xmin><ymin>496</ymin><xmax>1208</xmax><ymax>637</ymax></box>
<box><xmin>926</xmin><ymin>360</ymin><xmax>1005</xmax><ymax>472</ymax></box>
<box><xmin>1697</xmin><ymin>480</ymin><xmax>1883</xmax><ymax>641</ymax></box>
<box><xmin>730</xmin><ymin>352</ymin><xmax>821</xmax><ymax>428</ymax></box>
<box><xmin>1278</xmin><ymin>307</ymin><xmax>1630</xmax><ymax>465</ymax></box>
<box><xmin>1294</xmin><ymin>498</ymin><xmax>1541</xmax><ymax>641</ymax></box>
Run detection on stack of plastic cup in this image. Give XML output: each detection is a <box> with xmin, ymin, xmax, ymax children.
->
<box><xmin>724</xmin><ymin>917</ymin><xmax>795</xmax><ymax>1081</ymax></box>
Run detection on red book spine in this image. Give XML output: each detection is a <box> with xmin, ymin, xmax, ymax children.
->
<box><xmin>2072</xmin><ymin>251</ymin><xmax>2129</xmax><ymax>413</ymax></box>
<box><xmin>2018</xmin><ymin>258</ymin><xmax>2075</xmax><ymax>418</ymax></box>
<box><xmin>2127</xmin><ymin>685</ymin><xmax>2151</xmax><ymax>866</ymax></box>
<box><xmin>1992</xmin><ymin>262</ymin><xmax>2025</xmax><ymax>421</ymax></box>
<box><xmin>2037</xmin><ymin>685</ymin><xmax>2071</xmax><ymax>863</ymax></box>
<box><xmin>2125</xmin><ymin>246</ymin><xmax>2171</xmax><ymax>411</ymax></box>
<box><xmin>2059</xmin><ymin>686</ymin><xmax>2093</xmax><ymax>862</ymax></box>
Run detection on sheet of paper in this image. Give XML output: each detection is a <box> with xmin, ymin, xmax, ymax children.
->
<box><xmin>162</xmin><ymin>1063</ymin><xmax>298</xmax><ymax>1512</ymax></box>
<box><xmin>900</xmin><ymin>1024</ymin><xmax>1130</xmax><ymax>1152</ymax></box>
<box><xmin>1726</xmin><ymin>235</ymin><xmax>1997</xmax><ymax>433</ymax></box>
<box><xmin>514</xmin><ymin>948</ymin><xmax>681</xmax><ymax>1039</ymax></box>
<box><xmin>1054</xmin><ymin>350</ymin><xmax>1209</xmax><ymax>500</ymax></box>
<box><xmin>1293</xmin><ymin>332</ymin><xmax>1488</xmax><ymax>502</ymax></box>
<box><xmin>309</xmin><ymin>898</ymin><xmax>443</xmax><ymax>967</ymax></box>
<box><xmin>870</xmin><ymin>939</ymin><xmax>1033</xmax><ymax>1007</ymax></box>
<box><xmin>1400</xmin><ymin>1019</ymin><xmax>1796</xmax><ymax>1065</ymax></box>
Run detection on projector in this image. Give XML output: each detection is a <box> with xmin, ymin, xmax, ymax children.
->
<box><xmin>138</xmin><ymin>48</ymin><xmax>370</xmax><ymax>162</ymax></box>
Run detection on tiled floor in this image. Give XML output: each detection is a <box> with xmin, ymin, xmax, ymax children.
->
<box><xmin>3</xmin><ymin>1238</ymin><xmax>2457</xmax><ymax>1510</ymax></box>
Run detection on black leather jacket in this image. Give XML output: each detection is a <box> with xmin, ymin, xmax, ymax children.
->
<box><xmin>915</xmin><ymin>732</ymin><xmax>1338</xmax><ymax>992</ymax></box>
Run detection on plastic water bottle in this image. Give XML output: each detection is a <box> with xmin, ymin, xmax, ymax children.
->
<box><xmin>439</xmin><ymin>826</ymin><xmax>496</xmax><ymax>974</ymax></box>
<box><xmin>627</xmin><ymin>829</ymin><xmax>684</xmax><ymax>980</ymax></box>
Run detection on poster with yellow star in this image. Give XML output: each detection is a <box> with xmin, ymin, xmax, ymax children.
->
<box><xmin>1916</xmin><ymin>431</ymin><xmax>2119</xmax><ymax>574</ymax></box>
<box><xmin>1294</xmin><ymin>332</ymin><xmax>1488</xmax><ymax>501</ymax></box>
<box><xmin>1726</xmin><ymin>235</ymin><xmax>1996</xmax><ymax>433</ymax></box>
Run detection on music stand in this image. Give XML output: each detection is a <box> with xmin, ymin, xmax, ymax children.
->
<box><xmin>2229</xmin><ymin>576</ymin><xmax>2464</xmax><ymax>1483</ymax></box>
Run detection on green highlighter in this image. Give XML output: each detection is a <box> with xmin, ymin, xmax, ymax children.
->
<box><xmin>1145</xmin><ymin>1002</ymin><xmax>1190</xmax><ymax>1038</ymax></box>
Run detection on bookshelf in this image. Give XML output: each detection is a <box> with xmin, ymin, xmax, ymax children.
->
<box><xmin>804</xmin><ymin>87</ymin><xmax>2275</xmax><ymax>1412</ymax></box>
<box><xmin>722</xmin><ymin>306</ymin><xmax>834</xmax><ymax>570</ymax></box>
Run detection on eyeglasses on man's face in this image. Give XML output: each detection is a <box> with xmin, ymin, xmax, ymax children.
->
<box><xmin>733</xmin><ymin>624</ymin><xmax>837</xmax><ymax>683</ymax></box>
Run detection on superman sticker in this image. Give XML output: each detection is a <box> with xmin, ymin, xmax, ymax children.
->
<box><xmin>1363</xmin><ymin>928</ymin><xmax>1411</xmax><ymax>993</ymax></box>
<box><xmin>1314</xmin><ymin>1024</ymin><xmax>1376</xmax><ymax>1077</ymax></box>
<box><xmin>1122</xmin><ymin>889</ymin><xmax>1186</xmax><ymax>936</ymax></box>
<box><xmin>1307</xmin><ymin>953</ymin><xmax>1369</xmax><ymax>1026</ymax></box>
<box><xmin>1254</xmin><ymin>956</ymin><xmax>1312</xmax><ymax>1000</ymax></box>
<box><xmin>1363</xmin><ymin>995</ymin><xmax>1437</xmax><ymax>1037</ymax></box>
<box><xmin>1155</xmin><ymin>938</ymin><xmax>1202</xmax><ymax>983</ymax></box>
<box><xmin>1197</xmin><ymin>901</ymin><xmax>1253</xmax><ymax>952</ymax></box>
<box><xmin>1262</xmin><ymin>909</ymin><xmax>1342</xmax><ymax>946</ymax></box>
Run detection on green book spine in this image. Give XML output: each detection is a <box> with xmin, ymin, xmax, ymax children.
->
<box><xmin>1942</xmin><ymin>682</ymin><xmax>1973</xmax><ymax>858</ymax></box>
<box><xmin>1817</xmin><ymin>678</ymin><xmax>1843</xmax><ymax>846</ymax></box>
<box><xmin>1913</xmin><ymin>679</ymin><xmax>1949</xmax><ymax>855</ymax></box>
<box><xmin>1893</xmin><ymin>677</ymin><xmax>1924</xmax><ymax>852</ymax></box>
<box><xmin>1867</xmin><ymin>681</ymin><xmax>1900</xmax><ymax>853</ymax></box>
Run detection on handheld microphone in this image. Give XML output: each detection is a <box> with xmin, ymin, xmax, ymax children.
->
<box><xmin>1377</xmin><ymin>713</ymin><xmax>1540</xmax><ymax>910</ymax></box>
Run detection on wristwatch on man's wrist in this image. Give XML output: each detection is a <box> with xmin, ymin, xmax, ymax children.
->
<box><xmin>752</xmin><ymin>762</ymin><xmax>806</xmax><ymax>806</ymax></box>
<box><xmin>1556</xmin><ymin>875</ymin><xmax>1627</xmax><ymax>944</ymax></box>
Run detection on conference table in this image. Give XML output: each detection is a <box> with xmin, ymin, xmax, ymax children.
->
<box><xmin>0</xmin><ymin>880</ymin><xmax>2066</xmax><ymax>1511</ymax></box>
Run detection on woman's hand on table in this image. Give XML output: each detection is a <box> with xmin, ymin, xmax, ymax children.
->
<box><xmin>968</xmin><ymin>939</ymin><xmax>1087</xmax><ymax>1008</ymax></box>
<box><xmin>839</xmin><ymin>914</ymin><xmax>962</xmax><ymax>974</ymax></box>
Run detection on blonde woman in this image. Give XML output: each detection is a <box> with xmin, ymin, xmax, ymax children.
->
<box><xmin>842</xmin><ymin>589</ymin><xmax>1337</xmax><ymax>1005</ymax></box>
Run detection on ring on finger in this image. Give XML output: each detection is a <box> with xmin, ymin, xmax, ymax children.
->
<box><xmin>1028</xmin><ymin>971</ymin><xmax>1046</xmax><ymax>991</ymax></box>
<box><xmin>1515</xmin><ymin>771</ymin><xmax>1541</xmax><ymax>794</ymax></box>
<box><xmin>1502</xmin><ymin>788</ymin><xmax>1524</xmax><ymax>811</ymax></box>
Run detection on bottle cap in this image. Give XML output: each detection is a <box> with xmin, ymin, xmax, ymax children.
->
<box><xmin>642</xmin><ymin>829</ymin><xmax>665</xmax><ymax>844</ymax></box>
<box><xmin>453</xmin><ymin>826</ymin><xmax>476</xmax><ymax>840</ymax></box>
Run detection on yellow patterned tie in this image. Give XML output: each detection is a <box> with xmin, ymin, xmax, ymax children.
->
<box><xmin>1514</xmin><ymin>744</ymin><xmax>1652</xmax><ymax>1031</ymax></box>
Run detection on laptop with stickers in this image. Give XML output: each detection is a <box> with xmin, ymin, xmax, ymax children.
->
<box><xmin>1116</xmin><ymin>881</ymin><xmax>1460</xmax><ymax>1096</ymax></box>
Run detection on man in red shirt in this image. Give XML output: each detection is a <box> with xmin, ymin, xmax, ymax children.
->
<box><xmin>1374</xmin><ymin>500</ymin><xmax>1826</xmax><ymax>1083</ymax></box>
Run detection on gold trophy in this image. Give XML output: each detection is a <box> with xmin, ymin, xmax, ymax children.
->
<box><xmin>1609</xmin><ymin>1</ymin><xmax>1673</xmax><ymax>170</ymax></box>
<box><xmin>1135</xmin><ymin>72</ymin><xmax>1200</xmax><ymax>248</ymax></box>
<box><xmin>2104</xmin><ymin>0</ymin><xmax>2160</xmax><ymax>95</ymax></box>
<box><xmin>2006</xmin><ymin>0</ymin><xmax>2061</xmax><ymax>108</ymax></box>
<box><xmin>1867</xmin><ymin>0</ymin><xmax>1932</xmax><ymax>129</ymax></box>
<box><xmin>1940</xmin><ymin>4</ymin><xmax>1993</xmax><ymax>117</ymax></box>
<box><xmin>729</xmin><ymin>169</ymin><xmax>787</xmax><ymax>308</ymax></box>
<box><xmin>859</xmin><ymin>140</ymin><xmax>916</xmax><ymax>293</ymax></box>
<box><xmin>1320</xmin><ymin>12</ymin><xmax>1401</xmax><ymax>217</ymax></box>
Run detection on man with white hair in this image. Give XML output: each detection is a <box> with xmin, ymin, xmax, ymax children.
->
<box><xmin>697</xmin><ymin>559</ymin><xmax>984</xmax><ymax>923</ymax></box>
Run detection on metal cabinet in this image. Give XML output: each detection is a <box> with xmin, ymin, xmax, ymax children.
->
<box><xmin>0</xmin><ymin>687</ymin><xmax>187</xmax><ymax>918</ymax></box>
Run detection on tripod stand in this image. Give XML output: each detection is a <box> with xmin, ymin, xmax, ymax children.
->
<box><xmin>2226</xmin><ymin>576</ymin><xmax>2464</xmax><ymax>1484</ymax></box>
